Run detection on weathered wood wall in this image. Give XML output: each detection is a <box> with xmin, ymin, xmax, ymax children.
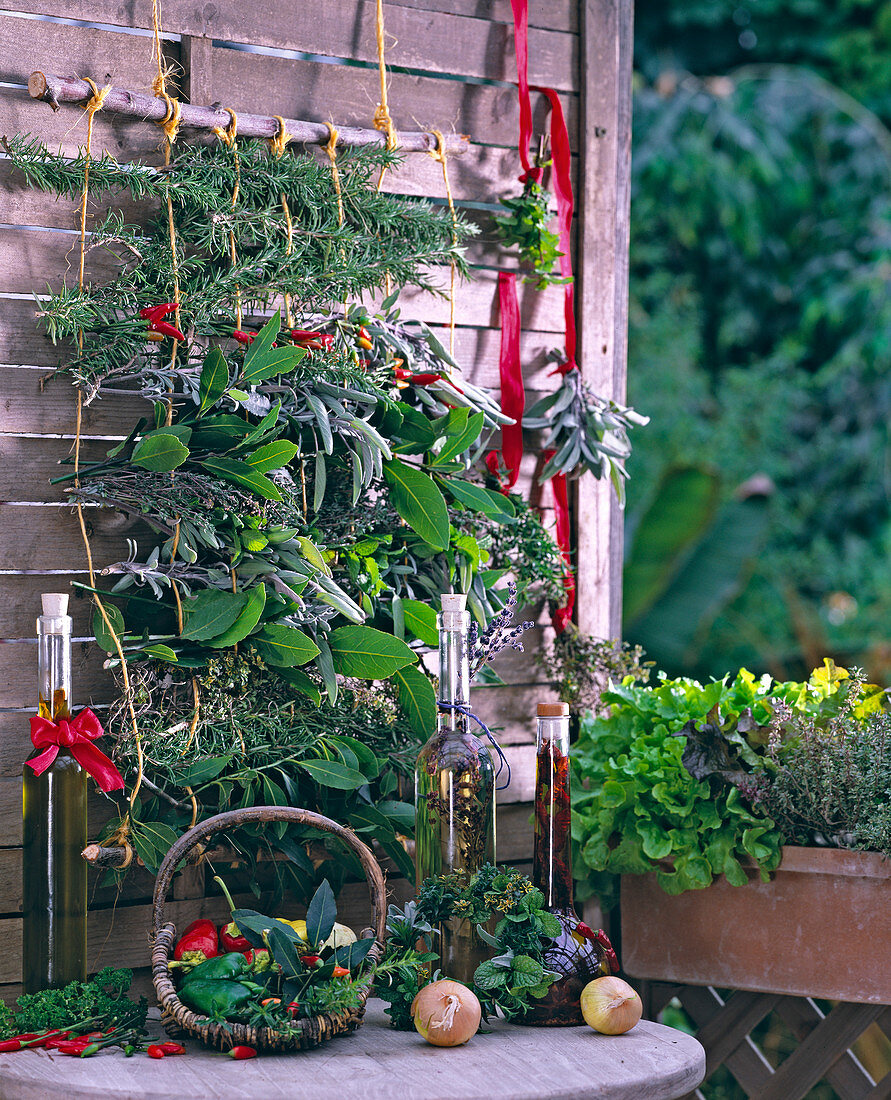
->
<box><xmin>0</xmin><ymin>0</ymin><xmax>632</xmax><ymax>998</ymax></box>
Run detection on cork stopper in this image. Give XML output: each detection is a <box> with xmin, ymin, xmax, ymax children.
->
<box><xmin>41</xmin><ymin>593</ymin><xmax>69</xmax><ymax>617</ymax></box>
<box><xmin>537</xmin><ymin>702</ymin><xmax>570</xmax><ymax>717</ymax></box>
<box><xmin>440</xmin><ymin>593</ymin><xmax>467</xmax><ymax>613</ymax></box>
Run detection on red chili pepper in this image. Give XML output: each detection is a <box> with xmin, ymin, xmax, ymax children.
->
<box><xmin>139</xmin><ymin>302</ymin><xmax>177</xmax><ymax>322</ymax></box>
<box><xmin>173</xmin><ymin>918</ymin><xmax>219</xmax><ymax>962</ymax></box>
<box><xmin>219</xmin><ymin>920</ymin><xmax>251</xmax><ymax>954</ymax></box>
<box><xmin>54</xmin><ymin>1040</ymin><xmax>93</xmax><ymax>1056</ymax></box>
<box><xmin>0</xmin><ymin>1039</ymin><xmax>25</xmax><ymax>1052</ymax></box>
<box><xmin>150</xmin><ymin>319</ymin><xmax>186</xmax><ymax>342</ymax></box>
<box><xmin>227</xmin><ymin>1045</ymin><xmax>257</xmax><ymax>1060</ymax></box>
<box><xmin>393</xmin><ymin>367</ymin><xmax>413</xmax><ymax>381</ymax></box>
<box><xmin>231</xmin><ymin>329</ymin><xmax>255</xmax><ymax>345</ymax></box>
<box><xmin>594</xmin><ymin>928</ymin><xmax>620</xmax><ymax>973</ymax></box>
<box><xmin>159</xmin><ymin>1042</ymin><xmax>186</xmax><ymax>1056</ymax></box>
<box><xmin>332</xmin><ymin>966</ymin><xmax>350</xmax><ymax>978</ymax></box>
<box><xmin>287</xmin><ymin>1001</ymin><xmax>299</xmax><ymax>1018</ymax></box>
<box><xmin>357</xmin><ymin>326</ymin><xmax>373</xmax><ymax>350</ymax></box>
<box><xmin>147</xmin><ymin>1044</ymin><xmax>167</xmax><ymax>1059</ymax></box>
<box><xmin>406</xmin><ymin>372</ymin><xmax>443</xmax><ymax>385</ymax></box>
<box><xmin>300</xmin><ymin>954</ymin><xmax>321</xmax><ymax>968</ymax></box>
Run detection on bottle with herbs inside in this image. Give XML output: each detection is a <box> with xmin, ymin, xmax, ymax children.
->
<box><xmin>22</xmin><ymin>593</ymin><xmax>87</xmax><ymax>992</ymax></box>
<box><xmin>415</xmin><ymin>592</ymin><xmax>495</xmax><ymax>984</ymax></box>
<box><xmin>523</xmin><ymin>701</ymin><xmax>617</xmax><ymax>1026</ymax></box>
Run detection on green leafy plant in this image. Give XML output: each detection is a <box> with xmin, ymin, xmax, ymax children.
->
<box><xmin>572</xmin><ymin>661</ymin><xmax>891</xmax><ymax>908</ymax></box>
<box><xmin>536</xmin><ymin>625</ymin><xmax>651</xmax><ymax>713</ymax></box>
<box><xmin>495</xmin><ymin>176</ymin><xmax>569</xmax><ymax>290</ymax></box>
<box><xmin>374</xmin><ymin>901</ymin><xmax>439</xmax><ymax>1029</ymax></box>
<box><xmin>523</xmin><ymin>369</ymin><xmax>648</xmax><ymax>503</ymax></box>
<box><xmin>6</xmin><ymin>133</ymin><xmax>575</xmax><ymax>894</ymax></box>
<box><xmin>0</xmin><ymin>968</ymin><xmax>146</xmax><ymax>1041</ymax></box>
<box><xmin>414</xmin><ymin>864</ymin><xmax>561</xmax><ymax>1021</ymax></box>
<box><xmin>747</xmin><ymin>670</ymin><xmax>891</xmax><ymax>856</ymax></box>
<box><xmin>570</xmin><ymin>671</ymin><xmax>790</xmax><ymax>908</ymax></box>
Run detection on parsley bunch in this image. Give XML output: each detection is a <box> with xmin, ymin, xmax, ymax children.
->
<box><xmin>1</xmin><ymin>968</ymin><xmax>146</xmax><ymax>1039</ymax></box>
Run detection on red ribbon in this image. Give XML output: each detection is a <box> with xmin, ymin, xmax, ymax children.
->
<box><xmin>546</xmin><ymin>450</ymin><xmax>576</xmax><ymax>633</ymax></box>
<box><xmin>496</xmin><ymin>272</ymin><xmax>525</xmax><ymax>489</ymax></box>
<box><xmin>509</xmin><ymin>0</ymin><xmax>542</xmax><ymax>185</ymax></box>
<box><xmin>26</xmin><ymin>709</ymin><xmax>125</xmax><ymax>794</ymax></box>
<box><xmin>538</xmin><ymin>89</ymin><xmax>577</xmax><ymax>374</ymax></box>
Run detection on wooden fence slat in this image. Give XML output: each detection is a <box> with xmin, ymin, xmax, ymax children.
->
<box><xmin>0</xmin><ymin>502</ymin><xmax>152</xmax><ymax>571</ymax></box>
<box><xmin>776</xmin><ymin>996</ymin><xmax>878</xmax><ymax>1100</ymax></box>
<box><xmin>206</xmin><ymin>45</ymin><xmax>578</xmax><ymax>155</ymax></box>
<box><xmin>1</xmin><ymin>2</ymin><xmax>579</xmax><ymax>92</ymax></box>
<box><xmin>0</xmin><ymin>366</ymin><xmax>147</xmax><ymax>435</ymax></box>
<box><xmin>0</xmin><ymin>436</ymin><xmax>117</xmax><ymax>503</ymax></box>
<box><xmin>756</xmin><ymin>1003</ymin><xmax>885</xmax><ymax>1100</ymax></box>
<box><xmin>678</xmin><ymin>985</ymin><xmax>775</xmax><ymax>1096</ymax></box>
<box><xmin>688</xmin><ymin>990</ymin><xmax>780</xmax><ymax>1080</ymax></box>
<box><xmin>575</xmin><ymin>0</ymin><xmax>634</xmax><ymax>642</ymax></box>
<box><xmin>385</xmin><ymin>0</ymin><xmax>578</xmax><ymax>35</ymax></box>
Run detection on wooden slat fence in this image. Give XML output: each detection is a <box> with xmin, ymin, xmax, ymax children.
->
<box><xmin>0</xmin><ymin>0</ymin><xmax>633</xmax><ymax>1000</ymax></box>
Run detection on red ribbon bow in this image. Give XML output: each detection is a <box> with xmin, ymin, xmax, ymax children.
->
<box><xmin>26</xmin><ymin>709</ymin><xmax>125</xmax><ymax>794</ymax></box>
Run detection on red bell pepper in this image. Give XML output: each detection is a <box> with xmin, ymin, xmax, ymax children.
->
<box><xmin>219</xmin><ymin>920</ymin><xmax>251</xmax><ymax>954</ymax></box>
<box><xmin>173</xmin><ymin>918</ymin><xmax>219</xmax><ymax>963</ymax></box>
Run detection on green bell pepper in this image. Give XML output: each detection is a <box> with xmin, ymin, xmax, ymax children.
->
<box><xmin>178</xmin><ymin>979</ymin><xmax>255</xmax><ymax>1018</ymax></box>
<box><xmin>181</xmin><ymin>952</ymin><xmax>249</xmax><ymax>986</ymax></box>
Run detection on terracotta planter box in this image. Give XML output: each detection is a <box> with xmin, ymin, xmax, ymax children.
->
<box><xmin>621</xmin><ymin>846</ymin><xmax>891</xmax><ymax>1004</ymax></box>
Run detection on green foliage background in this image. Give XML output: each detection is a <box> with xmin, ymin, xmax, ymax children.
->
<box><xmin>625</xmin><ymin>4</ymin><xmax>891</xmax><ymax>683</ymax></box>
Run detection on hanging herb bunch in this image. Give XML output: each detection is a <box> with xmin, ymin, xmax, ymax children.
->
<box><xmin>7</xmin><ymin>133</ymin><xmax>567</xmax><ymax>894</ymax></box>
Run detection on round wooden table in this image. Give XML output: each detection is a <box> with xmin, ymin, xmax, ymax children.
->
<box><xmin>0</xmin><ymin>999</ymin><xmax>705</xmax><ymax>1099</ymax></box>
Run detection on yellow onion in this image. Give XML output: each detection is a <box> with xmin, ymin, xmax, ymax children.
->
<box><xmin>580</xmin><ymin>976</ymin><xmax>643</xmax><ymax>1035</ymax></box>
<box><xmin>411</xmin><ymin>979</ymin><xmax>481</xmax><ymax>1047</ymax></box>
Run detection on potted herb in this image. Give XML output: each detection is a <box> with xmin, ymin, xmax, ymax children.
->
<box><xmin>571</xmin><ymin>662</ymin><xmax>891</xmax><ymax>1003</ymax></box>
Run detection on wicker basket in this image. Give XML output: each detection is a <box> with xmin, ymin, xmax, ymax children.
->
<box><xmin>151</xmin><ymin>806</ymin><xmax>388</xmax><ymax>1052</ymax></box>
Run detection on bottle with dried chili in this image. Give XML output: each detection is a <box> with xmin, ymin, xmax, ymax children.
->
<box><xmin>415</xmin><ymin>593</ymin><xmax>495</xmax><ymax>984</ymax></box>
<box><xmin>523</xmin><ymin>702</ymin><xmax>617</xmax><ymax>1026</ymax></box>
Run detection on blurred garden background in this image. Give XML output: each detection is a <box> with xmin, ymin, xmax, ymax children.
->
<box><xmin>623</xmin><ymin>0</ymin><xmax>891</xmax><ymax>685</ymax></box>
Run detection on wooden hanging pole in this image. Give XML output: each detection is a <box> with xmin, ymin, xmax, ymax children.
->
<box><xmin>28</xmin><ymin>72</ymin><xmax>469</xmax><ymax>155</ymax></box>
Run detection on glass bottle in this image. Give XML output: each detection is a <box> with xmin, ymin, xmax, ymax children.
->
<box><xmin>523</xmin><ymin>702</ymin><xmax>614</xmax><ymax>1026</ymax></box>
<box><xmin>22</xmin><ymin>593</ymin><xmax>87</xmax><ymax>992</ymax></box>
<box><xmin>415</xmin><ymin>593</ymin><xmax>495</xmax><ymax>984</ymax></box>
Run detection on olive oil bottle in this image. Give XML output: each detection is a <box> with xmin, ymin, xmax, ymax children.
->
<box><xmin>22</xmin><ymin>593</ymin><xmax>87</xmax><ymax>992</ymax></box>
<box><xmin>415</xmin><ymin>593</ymin><xmax>495</xmax><ymax>983</ymax></box>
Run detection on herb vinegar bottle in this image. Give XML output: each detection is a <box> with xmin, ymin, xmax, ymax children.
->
<box><xmin>524</xmin><ymin>702</ymin><xmax>614</xmax><ymax>1026</ymax></box>
<box><xmin>22</xmin><ymin>594</ymin><xmax>87</xmax><ymax>992</ymax></box>
<box><xmin>415</xmin><ymin>593</ymin><xmax>495</xmax><ymax>983</ymax></box>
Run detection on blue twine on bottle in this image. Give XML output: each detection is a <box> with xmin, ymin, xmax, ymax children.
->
<box><xmin>437</xmin><ymin>702</ymin><xmax>511</xmax><ymax>791</ymax></box>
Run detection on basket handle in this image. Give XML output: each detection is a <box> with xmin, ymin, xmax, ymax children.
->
<box><xmin>151</xmin><ymin>806</ymin><xmax>389</xmax><ymax>945</ymax></box>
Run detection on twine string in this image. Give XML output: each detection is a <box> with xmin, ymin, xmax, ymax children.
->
<box><xmin>270</xmin><ymin>116</ymin><xmax>296</xmax><ymax>328</ymax></box>
<box><xmin>428</xmin><ymin>129</ymin><xmax>459</xmax><ymax>357</ymax></box>
<box><xmin>437</xmin><ymin>703</ymin><xmax>511</xmax><ymax>791</ymax></box>
<box><xmin>70</xmin><ymin>75</ymin><xmax>145</xmax><ymax>823</ymax></box>
<box><xmin>213</xmin><ymin>108</ymin><xmax>243</xmax><ymax>329</ymax></box>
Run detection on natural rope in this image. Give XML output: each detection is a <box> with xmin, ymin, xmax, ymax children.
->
<box><xmin>373</xmin><ymin>0</ymin><xmax>398</xmax><ymax>156</ymax></box>
<box><xmin>270</xmin><ymin>116</ymin><xmax>295</xmax><ymax>328</ymax></box>
<box><xmin>69</xmin><ymin>76</ymin><xmax>146</xmax><ymax>824</ymax></box>
<box><xmin>214</xmin><ymin>108</ymin><xmax>243</xmax><ymax>329</ymax></box>
<box><xmin>75</xmin><ymin>79</ymin><xmax>110</xmax><ymax>294</ymax></box>
<box><xmin>429</xmin><ymin>130</ymin><xmax>459</xmax><ymax>356</ymax></box>
<box><xmin>325</xmin><ymin>123</ymin><xmax>345</xmax><ymax>228</ymax></box>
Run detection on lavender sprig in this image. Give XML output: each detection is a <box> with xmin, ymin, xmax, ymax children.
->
<box><xmin>469</xmin><ymin>581</ymin><xmax>534</xmax><ymax>677</ymax></box>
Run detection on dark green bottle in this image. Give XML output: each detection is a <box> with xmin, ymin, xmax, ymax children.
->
<box><xmin>22</xmin><ymin>593</ymin><xmax>87</xmax><ymax>992</ymax></box>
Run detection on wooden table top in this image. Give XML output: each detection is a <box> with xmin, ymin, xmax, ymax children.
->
<box><xmin>0</xmin><ymin>999</ymin><xmax>705</xmax><ymax>1100</ymax></box>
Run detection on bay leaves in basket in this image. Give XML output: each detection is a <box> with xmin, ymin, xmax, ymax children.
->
<box><xmin>174</xmin><ymin>878</ymin><xmax>376</xmax><ymax>1032</ymax></box>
